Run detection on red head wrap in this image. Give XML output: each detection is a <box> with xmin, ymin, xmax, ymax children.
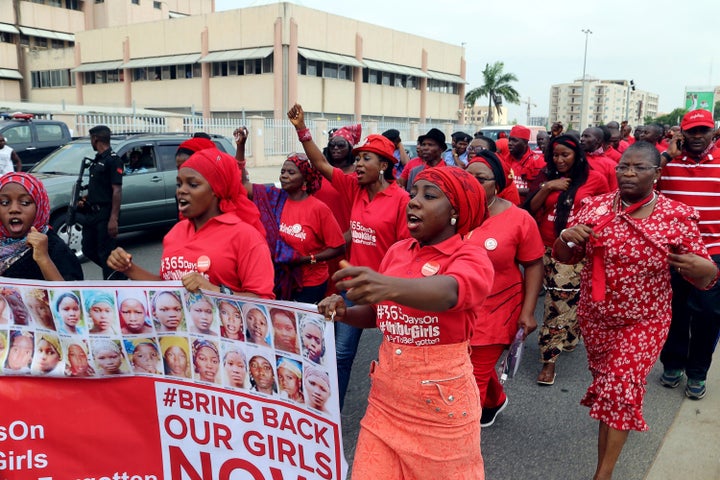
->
<box><xmin>286</xmin><ymin>153</ymin><xmax>323</xmax><ymax>194</ymax></box>
<box><xmin>332</xmin><ymin>124</ymin><xmax>362</xmax><ymax>146</ymax></box>
<box><xmin>182</xmin><ymin>148</ymin><xmax>265</xmax><ymax>235</ymax></box>
<box><xmin>414</xmin><ymin>167</ymin><xmax>486</xmax><ymax>236</ymax></box>
<box><xmin>0</xmin><ymin>172</ymin><xmax>50</xmax><ymax>236</ymax></box>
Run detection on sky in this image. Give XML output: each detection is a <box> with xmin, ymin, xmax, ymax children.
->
<box><xmin>215</xmin><ymin>0</ymin><xmax>720</xmax><ymax>124</ymax></box>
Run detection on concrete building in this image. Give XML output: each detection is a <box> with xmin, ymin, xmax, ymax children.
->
<box><xmin>461</xmin><ymin>103</ymin><xmax>507</xmax><ymax>127</ymax></box>
<box><xmin>549</xmin><ymin>78</ymin><xmax>659</xmax><ymax>129</ymax></box>
<box><xmin>2</xmin><ymin>0</ymin><xmax>466</xmax><ymax>123</ymax></box>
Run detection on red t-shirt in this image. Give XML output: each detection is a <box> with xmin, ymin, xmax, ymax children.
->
<box><xmin>466</xmin><ymin>206</ymin><xmax>545</xmax><ymax>346</ymax></box>
<box><xmin>279</xmin><ymin>196</ymin><xmax>345</xmax><ymax>287</ymax></box>
<box><xmin>617</xmin><ymin>139</ymin><xmax>630</xmax><ymax>153</ymax></box>
<box><xmin>605</xmin><ymin>146</ymin><xmax>622</xmax><ymax>162</ymax></box>
<box><xmin>586</xmin><ymin>153</ymin><xmax>618</xmax><ymax>190</ymax></box>
<box><xmin>536</xmin><ymin>170</ymin><xmax>610</xmax><ymax>246</ymax></box>
<box><xmin>659</xmin><ymin>148</ymin><xmax>720</xmax><ymax>255</ymax></box>
<box><xmin>161</xmin><ymin>213</ymin><xmax>275</xmax><ymax>298</ymax></box>
<box><xmin>400</xmin><ymin>157</ymin><xmax>423</xmax><ymax>182</ymax></box>
<box><xmin>331</xmin><ymin>168</ymin><xmax>410</xmax><ymax>270</ymax></box>
<box><xmin>375</xmin><ymin>235</ymin><xmax>494</xmax><ymax>345</ymax></box>
<box><xmin>314</xmin><ymin>179</ymin><xmax>351</xmax><ymax>232</ymax></box>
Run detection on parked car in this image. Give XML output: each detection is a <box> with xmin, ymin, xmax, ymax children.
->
<box><xmin>29</xmin><ymin>132</ymin><xmax>236</xmax><ymax>257</ymax></box>
<box><xmin>0</xmin><ymin>114</ymin><xmax>73</xmax><ymax>171</ymax></box>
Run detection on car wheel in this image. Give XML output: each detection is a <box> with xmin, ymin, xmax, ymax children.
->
<box><xmin>50</xmin><ymin>212</ymin><xmax>85</xmax><ymax>261</ymax></box>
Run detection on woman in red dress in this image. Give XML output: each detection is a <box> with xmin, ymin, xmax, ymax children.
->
<box><xmin>554</xmin><ymin>142</ymin><xmax>719</xmax><ymax>480</ymax></box>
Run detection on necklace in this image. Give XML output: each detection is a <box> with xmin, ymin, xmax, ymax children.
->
<box><xmin>620</xmin><ymin>192</ymin><xmax>657</xmax><ymax>209</ymax></box>
<box><xmin>488</xmin><ymin>196</ymin><xmax>497</xmax><ymax>208</ymax></box>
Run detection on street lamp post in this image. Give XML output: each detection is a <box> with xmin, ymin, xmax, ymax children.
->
<box><xmin>580</xmin><ymin>28</ymin><xmax>592</xmax><ymax>132</ymax></box>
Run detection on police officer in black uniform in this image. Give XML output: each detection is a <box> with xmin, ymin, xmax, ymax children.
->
<box><xmin>80</xmin><ymin>125</ymin><xmax>124</xmax><ymax>279</ymax></box>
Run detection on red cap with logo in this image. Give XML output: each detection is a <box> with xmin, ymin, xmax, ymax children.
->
<box><xmin>681</xmin><ymin>109</ymin><xmax>715</xmax><ymax>130</ymax></box>
<box><xmin>509</xmin><ymin>125</ymin><xmax>531</xmax><ymax>141</ymax></box>
<box><xmin>352</xmin><ymin>134</ymin><xmax>397</xmax><ymax>164</ymax></box>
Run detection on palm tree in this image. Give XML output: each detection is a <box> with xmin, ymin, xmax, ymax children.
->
<box><xmin>465</xmin><ymin>62</ymin><xmax>520</xmax><ymax>125</ymax></box>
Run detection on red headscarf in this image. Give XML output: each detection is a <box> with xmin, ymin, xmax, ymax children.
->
<box><xmin>414</xmin><ymin>167</ymin><xmax>486</xmax><ymax>236</ymax></box>
<box><xmin>286</xmin><ymin>153</ymin><xmax>323</xmax><ymax>194</ymax></box>
<box><xmin>332</xmin><ymin>124</ymin><xmax>362</xmax><ymax>146</ymax></box>
<box><xmin>0</xmin><ymin>172</ymin><xmax>50</xmax><ymax>237</ymax></box>
<box><xmin>182</xmin><ymin>148</ymin><xmax>265</xmax><ymax>235</ymax></box>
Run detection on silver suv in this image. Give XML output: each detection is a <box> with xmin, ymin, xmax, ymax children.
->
<box><xmin>29</xmin><ymin>133</ymin><xmax>236</xmax><ymax>257</ymax></box>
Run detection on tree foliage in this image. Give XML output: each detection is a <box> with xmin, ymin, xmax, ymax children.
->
<box><xmin>645</xmin><ymin>108</ymin><xmax>688</xmax><ymax>127</ymax></box>
<box><xmin>464</xmin><ymin>62</ymin><xmax>520</xmax><ymax>125</ymax></box>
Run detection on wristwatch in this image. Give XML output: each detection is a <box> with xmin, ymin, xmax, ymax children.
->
<box><xmin>218</xmin><ymin>284</ymin><xmax>233</xmax><ymax>295</ymax></box>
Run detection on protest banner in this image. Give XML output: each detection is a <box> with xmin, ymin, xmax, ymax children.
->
<box><xmin>0</xmin><ymin>278</ymin><xmax>346</xmax><ymax>480</ymax></box>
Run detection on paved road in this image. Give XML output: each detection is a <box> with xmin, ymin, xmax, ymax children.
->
<box><xmin>85</xmin><ymin>229</ymin><xmax>710</xmax><ymax>480</ymax></box>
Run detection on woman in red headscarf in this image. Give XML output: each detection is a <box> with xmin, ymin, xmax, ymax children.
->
<box><xmin>318</xmin><ymin>167</ymin><xmax>493</xmax><ymax>480</ymax></box>
<box><xmin>241</xmin><ymin>153</ymin><xmax>345</xmax><ymax>303</ymax></box>
<box><xmin>108</xmin><ymin>148</ymin><xmax>274</xmax><ymax>298</ymax></box>
<box><xmin>288</xmin><ymin>103</ymin><xmax>411</xmax><ymax>409</ymax></box>
<box><xmin>465</xmin><ymin>150</ymin><xmax>544</xmax><ymax>427</ymax></box>
<box><xmin>0</xmin><ymin>172</ymin><xmax>83</xmax><ymax>280</ymax></box>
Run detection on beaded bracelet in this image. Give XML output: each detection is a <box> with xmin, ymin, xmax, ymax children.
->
<box><xmin>296</xmin><ymin>128</ymin><xmax>312</xmax><ymax>143</ymax></box>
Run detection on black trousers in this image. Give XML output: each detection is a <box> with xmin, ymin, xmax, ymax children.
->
<box><xmin>660</xmin><ymin>255</ymin><xmax>720</xmax><ymax>381</ymax></box>
<box><xmin>81</xmin><ymin>208</ymin><xmax>119</xmax><ymax>280</ymax></box>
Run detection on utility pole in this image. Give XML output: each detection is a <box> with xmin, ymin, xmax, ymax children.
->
<box><xmin>580</xmin><ymin>29</ymin><xmax>593</xmax><ymax>132</ymax></box>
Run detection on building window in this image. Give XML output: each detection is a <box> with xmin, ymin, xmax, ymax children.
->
<box><xmin>81</xmin><ymin>69</ymin><xmax>121</xmax><ymax>85</ymax></box>
<box><xmin>132</xmin><ymin>0</ymin><xmax>140</xmax><ymax>4</ymax></box>
<box><xmin>31</xmin><ymin>69</ymin><xmax>74</xmax><ymax>88</ymax></box>
<box><xmin>209</xmin><ymin>55</ymin><xmax>273</xmax><ymax>78</ymax></box>
<box><xmin>153</xmin><ymin>1</ymin><xmax>161</xmax><ymax>8</ymax></box>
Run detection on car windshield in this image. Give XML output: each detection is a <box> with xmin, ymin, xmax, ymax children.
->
<box><xmin>29</xmin><ymin>142</ymin><xmax>109</xmax><ymax>175</ymax></box>
<box><xmin>479</xmin><ymin>129</ymin><xmax>510</xmax><ymax>141</ymax></box>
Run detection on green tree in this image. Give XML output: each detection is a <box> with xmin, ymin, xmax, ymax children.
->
<box><xmin>714</xmin><ymin>101</ymin><xmax>720</xmax><ymax>121</ymax></box>
<box><xmin>646</xmin><ymin>108</ymin><xmax>688</xmax><ymax>126</ymax></box>
<box><xmin>465</xmin><ymin>62</ymin><xmax>520</xmax><ymax>125</ymax></box>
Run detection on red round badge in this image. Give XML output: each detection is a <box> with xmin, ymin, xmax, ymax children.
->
<box><xmin>421</xmin><ymin>261</ymin><xmax>440</xmax><ymax>276</ymax></box>
<box><xmin>197</xmin><ymin>255</ymin><xmax>211</xmax><ymax>273</ymax></box>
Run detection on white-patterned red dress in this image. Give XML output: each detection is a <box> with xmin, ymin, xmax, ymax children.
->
<box><xmin>566</xmin><ymin>192</ymin><xmax>711</xmax><ymax>431</ymax></box>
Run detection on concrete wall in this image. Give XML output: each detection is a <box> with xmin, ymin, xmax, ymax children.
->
<box><xmin>18</xmin><ymin>1</ymin><xmax>84</xmax><ymax>33</ymax></box>
<box><xmin>0</xmin><ymin>79</ymin><xmax>21</xmax><ymax>101</ymax></box>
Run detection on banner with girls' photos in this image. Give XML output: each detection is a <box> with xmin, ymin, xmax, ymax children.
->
<box><xmin>0</xmin><ymin>277</ymin><xmax>345</xmax><ymax>480</ymax></box>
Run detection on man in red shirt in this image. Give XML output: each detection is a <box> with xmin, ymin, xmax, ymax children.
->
<box><xmin>603</xmin><ymin>122</ymin><xmax>623</xmax><ymax>161</ymax></box>
<box><xmin>638</xmin><ymin>123</ymin><xmax>665</xmax><ymax>152</ymax></box>
<box><xmin>580</xmin><ymin>127</ymin><xmax>618</xmax><ymax>189</ymax></box>
<box><xmin>504</xmin><ymin>125</ymin><xmax>545</xmax><ymax>201</ymax></box>
<box><xmin>659</xmin><ymin>109</ymin><xmax>720</xmax><ymax>401</ymax></box>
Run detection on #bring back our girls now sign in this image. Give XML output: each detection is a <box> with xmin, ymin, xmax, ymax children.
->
<box><xmin>0</xmin><ymin>278</ymin><xmax>345</xmax><ymax>480</ymax></box>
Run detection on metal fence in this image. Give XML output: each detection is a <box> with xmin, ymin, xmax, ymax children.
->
<box><xmin>264</xmin><ymin>118</ymin><xmax>305</xmax><ymax>157</ymax></box>
<box><xmin>71</xmin><ymin>112</ymin><xmax>478</xmax><ymax>159</ymax></box>
<box><xmin>75</xmin><ymin>114</ymin><xmax>168</xmax><ymax>136</ymax></box>
<box><xmin>182</xmin><ymin>116</ymin><xmax>251</xmax><ymax>156</ymax></box>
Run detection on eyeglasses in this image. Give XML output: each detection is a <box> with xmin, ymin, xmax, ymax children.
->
<box><xmin>466</xmin><ymin>145</ymin><xmax>486</xmax><ymax>153</ymax></box>
<box><xmin>474</xmin><ymin>177</ymin><xmax>495</xmax><ymax>184</ymax></box>
<box><xmin>614</xmin><ymin>165</ymin><xmax>659</xmax><ymax>174</ymax></box>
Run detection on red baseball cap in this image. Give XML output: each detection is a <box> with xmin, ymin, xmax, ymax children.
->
<box><xmin>352</xmin><ymin>134</ymin><xmax>397</xmax><ymax>163</ymax></box>
<box><xmin>681</xmin><ymin>109</ymin><xmax>715</xmax><ymax>130</ymax></box>
<box><xmin>509</xmin><ymin>125</ymin><xmax>531</xmax><ymax>141</ymax></box>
